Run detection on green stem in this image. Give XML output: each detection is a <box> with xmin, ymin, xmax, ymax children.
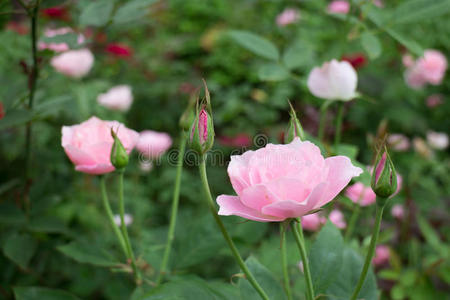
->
<box><xmin>318</xmin><ymin>100</ymin><xmax>332</xmax><ymax>142</ymax></box>
<box><xmin>99</xmin><ymin>176</ymin><xmax>128</xmax><ymax>256</ymax></box>
<box><xmin>350</xmin><ymin>203</ymin><xmax>385</xmax><ymax>300</ymax></box>
<box><xmin>118</xmin><ymin>169</ymin><xmax>141</xmax><ymax>284</ymax></box>
<box><xmin>334</xmin><ymin>102</ymin><xmax>344</xmax><ymax>149</ymax></box>
<box><xmin>156</xmin><ymin>132</ymin><xmax>187</xmax><ymax>285</ymax></box>
<box><xmin>292</xmin><ymin>218</ymin><xmax>314</xmax><ymax>300</ymax></box>
<box><xmin>280</xmin><ymin>223</ymin><xmax>293</xmax><ymax>300</ymax></box>
<box><xmin>345</xmin><ymin>203</ymin><xmax>360</xmax><ymax>242</ymax></box>
<box><xmin>199</xmin><ymin>157</ymin><xmax>270</xmax><ymax>300</ymax></box>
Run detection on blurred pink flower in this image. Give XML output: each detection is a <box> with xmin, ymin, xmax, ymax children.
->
<box><xmin>426</xmin><ymin>94</ymin><xmax>444</xmax><ymax>108</ymax></box>
<box><xmin>307</xmin><ymin>59</ymin><xmax>358</xmax><ymax>101</ymax></box>
<box><xmin>345</xmin><ymin>182</ymin><xmax>376</xmax><ymax>206</ymax></box>
<box><xmin>413</xmin><ymin>137</ymin><xmax>433</xmax><ymax>158</ymax></box>
<box><xmin>97</xmin><ymin>85</ymin><xmax>133</xmax><ymax>112</ymax></box>
<box><xmin>373</xmin><ymin>0</ymin><xmax>384</xmax><ymax>7</ymax></box>
<box><xmin>113</xmin><ymin>214</ymin><xmax>133</xmax><ymax>227</ymax></box>
<box><xmin>219</xmin><ymin>133</ymin><xmax>252</xmax><ymax>148</ymax></box>
<box><xmin>373</xmin><ymin>245</ymin><xmax>390</xmax><ymax>266</ymax></box>
<box><xmin>329</xmin><ymin>209</ymin><xmax>346</xmax><ymax>229</ymax></box>
<box><xmin>302</xmin><ymin>213</ymin><xmax>326</xmax><ymax>231</ymax></box>
<box><xmin>136</xmin><ymin>130</ymin><xmax>172</xmax><ymax>159</ymax></box>
<box><xmin>276</xmin><ymin>8</ymin><xmax>300</xmax><ymax>26</ymax></box>
<box><xmin>217</xmin><ymin>138</ymin><xmax>362</xmax><ymax>222</ymax></box>
<box><xmin>391</xmin><ymin>204</ymin><xmax>405</xmax><ymax>219</ymax></box>
<box><xmin>61</xmin><ymin>116</ymin><xmax>139</xmax><ymax>174</ymax></box>
<box><xmin>388</xmin><ymin>134</ymin><xmax>410</xmax><ymax>151</ymax></box>
<box><xmin>38</xmin><ymin>28</ymin><xmax>84</xmax><ymax>52</ymax></box>
<box><xmin>405</xmin><ymin>50</ymin><xmax>448</xmax><ymax>89</ymax></box>
<box><xmin>327</xmin><ymin>1</ymin><xmax>350</xmax><ymax>14</ymax></box>
<box><xmin>426</xmin><ymin>131</ymin><xmax>449</xmax><ymax>150</ymax></box>
<box><xmin>51</xmin><ymin>49</ymin><xmax>94</xmax><ymax>78</ymax></box>
<box><xmin>402</xmin><ymin>54</ymin><xmax>415</xmax><ymax>68</ymax></box>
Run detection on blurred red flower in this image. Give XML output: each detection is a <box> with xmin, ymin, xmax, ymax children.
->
<box><xmin>0</xmin><ymin>102</ymin><xmax>5</xmax><ymax>120</ymax></box>
<box><xmin>342</xmin><ymin>53</ymin><xmax>367</xmax><ymax>69</ymax></box>
<box><xmin>42</xmin><ymin>6</ymin><xmax>69</xmax><ymax>20</ymax></box>
<box><xmin>6</xmin><ymin>21</ymin><xmax>28</xmax><ymax>35</ymax></box>
<box><xmin>106</xmin><ymin>43</ymin><xmax>133</xmax><ymax>58</ymax></box>
<box><xmin>219</xmin><ymin>133</ymin><xmax>252</xmax><ymax>148</ymax></box>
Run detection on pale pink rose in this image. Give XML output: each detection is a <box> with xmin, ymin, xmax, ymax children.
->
<box><xmin>113</xmin><ymin>214</ymin><xmax>133</xmax><ymax>227</ymax></box>
<box><xmin>97</xmin><ymin>85</ymin><xmax>133</xmax><ymax>112</ymax></box>
<box><xmin>327</xmin><ymin>1</ymin><xmax>350</xmax><ymax>14</ymax></box>
<box><xmin>276</xmin><ymin>8</ymin><xmax>300</xmax><ymax>26</ymax></box>
<box><xmin>302</xmin><ymin>213</ymin><xmax>326</xmax><ymax>231</ymax></box>
<box><xmin>345</xmin><ymin>182</ymin><xmax>376</xmax><ymax>206</ymax></box>
<box><xmin>373</xmin><ymin>245</ymin><xmax>390</xmax><ymax>266</ymax></box>
<box><xmin>329</xmin><ymin>209</ymin><xmax>346</xmax><ymax>229</ymax></box>
<box><xmin>388</xmin><ymin>134</ymin><xmax>410</xmax><ymax>151</ymax></box>
<box><xmin>391</xmin><ymin>204</ymin><xmax>405</xmax><ymax>219</ymax></box>
<box><xmin>61</xmin><ymin>116</ymin><xmax>139</xmax><ymax>175</ymax></box>
<box><xmin>136</xmin><ymin>130</ymin><xmax>172</xmax><ymax>159</ymax></box>
<box><xmin>216</xmin><ymin>138</ymin><xmax>363</xmax><ymax>222</ymax></box>
<box><xmin>405</xmin><ymin>50</ymin><xmax>447</xmax><ymax>88</ymax></box>
<box><xmin>426</xmin><ymin>131</ymin><xmax>449</xmax><ymax>150</ymax></box>
<box><xmin>426</xmin><ymin>94</ymin><xmax>444</xmax><ymax>108</ymax></box>
<box><xmin>405</xmin><ymin>66</ymin><xmax>427</xmax><ymax>89</ymax></box>
<box><xmin>51</xmin><ymin>49</ymin><xmax>94</xmax><ymax>78</ymax></box>
<box><xmin>38</xmin><ymin>27</ymin><xmax>85</xmax><ymax>52</ymax></box>
<box><xmin>307</xmin><ymin>59</ymin><xmax>358</xmax><ymax>101</ymax></box>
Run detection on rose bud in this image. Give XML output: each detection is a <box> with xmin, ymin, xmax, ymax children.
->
<box><xmin>285</xmin><ymin>101</ymin><xmax>305</xmax><ymax>143</ymax></box>
<box><xmin>307</xmin><ymin>59</ymin><xmax>358</xmax><ymax>101</ymax></box>
<box><xmin>110</xmin><ymin>128</ymin><xmax>130</xmax><ymax>169</ymax></box>
<box><xmin>371</xmin><ymin>146</ymin><xmax>397</xmax><ymax>204</ymax></box>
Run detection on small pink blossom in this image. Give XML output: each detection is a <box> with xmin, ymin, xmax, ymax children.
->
<box><xmin>51</xmin><ymin>49</ymin><xmax>94</xmax><ymax>78</ymax></box>
<box><xmin>136</xmin><ymin>130</ymin><xmax>172</xmax><ymax>159</ymax></box>
<box><xmin>345</xmin><ymin>182</ymin><xmax>376</xmax><ymax>206</ymax></box>
<box><xmin>329</xmin><ymin>209</ymin><xmax>346</xmax><ymax>229</ymax></box>
<box><xmin>426</xmin><ymin>131</ymin><xmax>449</xmax><ymax>150</ymax></box>
<box><xmin>276</xmin><ymin>8</ymin><xmax>300</xmax><ymax>26</ymax></box>
<box><xmin>391</xmin><ymin>204</ymin><xmax>405</xmax><ymax>219</ymax></box>
<box><xmin>97</xmin><ymin>85</ymin><xmax>133</xmax><ymax>112</ymax></box>
<box><xmin>113</xmin><ymin>214</ymin><xmax>133</xmax><ymax>227</ymax></box>
<box><xmin>426</xmin><ymin>94</ymin><xmax>444</xmax><ymax>108</ymax></box>
<box><xmin>302</xmin><ymin>213</ymin><xmax>326</xmax><ymax>231</ymax></box>
<box><xmin>39</xmin><ymin>27</ymin><xmax>84</xmax><ymax>52</ymax></box>
<box><xmin>373</xmin><ymin>245</ymin><xmax>390</xmax><ymax>266</ymax></box>
<box><xmin>405</xmin><ymin>50</ymin><xmax>448</xmax><ymax>89</ymax></box>
<box><xmin>327</xmin><ymin>1</ymin><xmax>350</xmax><ymax>14</ymax></box>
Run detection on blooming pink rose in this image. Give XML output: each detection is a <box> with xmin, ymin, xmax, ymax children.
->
<box><xmin>307</xmin><ymin>59</ymin><xmax>358</xmax><ymax>101</ymax></box>
<box><xmin>329</xmin><ymin>209</ymin><xmax>346</xmax><ymax>229</ymax></box>
<box><xmin>136</xmin><ymin>130</ymin><xmax>172</xmax><ymax>159</ymax></box>
<box><xmin>302</xmin><ymin>213</ymin><xmax>326</xmax><ymax>231</ymax></box>
<box><xmin>51</xmin><ymin>49</ymin><xmax>94</xmax><ymax>78</ymax></box>
<box><xmin>97</xmin><ymin>85</ymin><xmax>133</xmax><ymax>112</ymax></box>
<box><xmin>387</xmin><ymin>134</ymin><xmax>410</xmax><ymax>151</ymax></box>
<box><xmin>276</xmin><ymin>8</ymin><xmax>300</xmax><ymax>26</ymax></box>
<box><xmin>216</xmin><ymin>138</ymin><xmax>363</xmax><ymax>222</ymax></box>
<box><xmin>327</xmin><ymin>1</ymin><xmax>350</xmax><ymax>14</ymax></box>
<box><xmin>391</xmin><ymin>204</ymin><xmax>405</xmax><ymax>219</ymax></box>
<box><xmin>426</xmin><ymin>94</ymin><xmax>444</xmax><ymax>108</ymax></box>
<box><xmin>38</xmin><ymin>27</ymin><xmax>85</xmax><ymax>52</ymax></box>
<box><xmin>61</xmin><ymin>116</ymin><xmax>139</xmax><ymax>174</ymax></box>
<box><xmin>373</xmin><ymin>245</ymin><xmax>390</xmax><ymax>266</ymax></box>
<box><xmin>345</xmin><ymin>182</ymin><xmax>376</xmax><ymax>206</ymax></box>
<box><xmin>405</xmin><ymin>50</ymin><xmax>447</xmax><ymax>89</ymax></box>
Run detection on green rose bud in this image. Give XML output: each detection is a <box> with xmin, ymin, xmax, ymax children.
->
<box><xmin>110</xmin><ymin>129</ymin><xmax>129</xmax><ymax>169</ymax></box>
<box><xmin>285</xmin><ymin>101</ymin><xmax>305</xmax><ymax>143</ymax></box>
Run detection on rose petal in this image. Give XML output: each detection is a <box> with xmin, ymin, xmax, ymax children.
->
<box><xmin>216</xmin><ymin>195</ymin><xmax>282</xmax><ymax>222</ymax></box>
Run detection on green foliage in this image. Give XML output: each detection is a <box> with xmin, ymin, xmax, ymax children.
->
<box><xmin>3</xmin><ymin>233</ymin><xmax>37</xmax><ymax>269</ymax></box>
<box><xmin>228</xmin><ymin>30</ymin><xmax>279</xmax><ymax>61</ymax></box>
<box><xmin>79</xmin><ymin>0</ymin><xmax>114</xmax><ymax>27</ymax></box>
<box><xmin>14</xmin><ymin>287</ymin><xmax>81</xmax><ymax>300</ymax></box>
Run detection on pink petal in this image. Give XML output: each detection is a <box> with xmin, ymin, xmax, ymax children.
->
<box><xmin>75</xmin><ymin>163</ymin><xmax>115</xmax><ymax>175</ymax></box>
<box><xmin>216</xmin><ymin>195</ymin><xmax>283</xmax><ymax>222</ymax></box>
<box><xmin>228</xmin><ymin>150</ymin><xmax>255</xmax><ymax>195</ymax></box>
<box><xmin>240</xmin><ymin>184</ymin><xmax>279</xmax><ymax>211</ymax></box>
<box><xmin>63</xmin><ymin>145</ymin><xmax>96</xmax><ymax>166</ymax></box>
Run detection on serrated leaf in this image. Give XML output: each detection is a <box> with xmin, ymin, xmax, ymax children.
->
<box><xmin>14</xmin><ymin>287</ymin><xmax>80</xmax><ymax>300</ymax></box>
<box><xmin>113</xmin><ymin>0</ymin><xmax>157</xmax><ymax>24</ymax></box>
<box><xmin>79</xmin><ymin>0</ymin><xmax>114</xmax><ymax>27</ymax></box>
<box><xmin>361</xmin><ymin>32</ymin><xmax>382</xmax><ymax>59</ymax></box>
<box><xmin>3</xmin><ymin>233</ymin><xmax>37</xmax><ymax>269</ymax></box>
<box><xmin>258</xmin><ymin>63</ymin><xmax>290</xmax><ymax>81</ymax></box>
<box><xmin>228</xmin><ymin>30</ymin><xmax>279</xmax><ymax>61</ymax></box>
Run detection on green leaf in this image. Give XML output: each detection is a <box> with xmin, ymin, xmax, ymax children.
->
<box><xmin>40</xmin><ymin>33</ymin><xmax>79</xmax><ymax>49</ymax></box>
<box><xmin>239</xmin><ymin>256</ymin><xmax>287</xmax><ymax>300</ymax></box>
<box><xmin>0</xmin><ymin>203</ymin><xmax>26</xmax><ymax>225</ymax></box>
<box><xmin>14</xmin><ymin>287</ymin><xmax>80</xmax><ymax>300</ymax></box>
<box><xmin>258</xmin><ymin>63</ymin><xmax>290</xmax><ymax>81</ymax></box>
<box><xmin>391</xmin><ymin>0</ymin><xmax>450</xmax><ymax>25</ymax></box>
<box><xmin>57</xmin><ymin>240</ymin><xmax>120</xmax><ymax>267</ymax></box>
<box><xmin>327</xmin><ymin>247</ymin><xmax>378</xmax><ymax>300</ymax></box>
<box><xmin>27</xmin><ymin>216</ymin><xmax>69</xmax><ymax>234</ymax></box>
<box><xmin>79</xmin><ymin>0</ymin><xmax>114</xmax><ymax>27</ymax></box>
<box><xmin>3</xmin><ymin>233</ymin><xmax>37</xmax><ymax>269</ymax></box>
<box><xmin>361</xmin><ymin>32</ymin><xmax>382</xmax><ymax>59</ymax></box>
<box><xmin>282</xmin><ymin>42</ymin><xmax>315</xmax><ymax>70</ymax></box>
<box><xmin>113</xmin><ymin>0</ymin><xmax>157</xmax><ymax>24</ymax></box>
<box><xmin>384</xmin><ymin>28</ymin><xmax>423</xmax><ymax>56</ymax></box>
<box><xmin>309</xmin><ymin>222</ymin><xmax>344</xmax><ymax>294</ymax></box>
<box><xmin>417</xmin><ymin>216</ymin><xmax>448</xmax><ymax>258</ymax></box>
<box><xmin>0</xmin><ymin>109</ymin><xmax>34</xmax><ymax>130</ymax></box>
<box><xmin>228</xmin><ymin>30</ymin><xmax>279</xmax><ymax>61</ymax></box>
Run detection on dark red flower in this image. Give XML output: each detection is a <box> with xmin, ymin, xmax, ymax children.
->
<box><xmin>6</xmin><ymin>21</ymin><xmax>28</xmax><ymax>35</ymax></box>
<box><xmin>106</xmin><ymin>43</ymin><xmax>133</xmax><ymax>58</ymax></box>
<box><xmin>42</xmin><ymin>6</ymin><xmax>69</xmax><ymax>20</ymax></box>
<box><xmin>342</xmin><ymin>53</ymin><xmax>367</xmax><ymax>69</ymax></box>
<box><xmin>0</xmin><ymin>102</ymin><xmax>5</xmax><ymax>120</ymax></box>
<box><xmin>219</xmin><ymin>134</ymin><xmax>252</xmax><ymax>148</ymax></box>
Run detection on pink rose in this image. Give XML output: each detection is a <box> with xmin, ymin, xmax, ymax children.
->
<box><xmin>216</xmin><ymin>138</ymin><xmax>363</xmax><ymax>222</ymax></box>
<box><xmin>307</xmin><ymin>59</ymin><xmax>358</xmax><ymax>101</ymax></box>
<box><xmin>329</xmin><ymin>209</ymin><xmax>346</xmax><ymax>229</ymax></box>
<box><xmin>391</xmin><ymin>204</ymin><xmax>405</xmax><ymax>219</ymax></box>
<box><xmin>327</xmin><ymin>1</ymin><xmax>350</xmax><ymax>14</ymax></box>
<box><xmin>405</xmin><ymin>50</ymin><xmax>447</xmax><ymax>89</ymax></box>
<box><xmin>302</xmin><ymin>213</ymin><xmax>326</xmax><ymax>231</ymax></box>
<box><xmin>276</xmin><ymin>8</ymin><xmax>300</xmax><ymax>26</ymax></box>
<box><xmin>97</xmin><ymin>85</ymin><xmax>133</xmax><ymax>112</ymax></box>
<box><xmin>61</xmin><ymin>116</ymin><xmax>139</xmax><ymax>174</ymax></box>
<box><xmin>38</xmin><ymin>27</ymin><xmax>85</xmax><ymax>52</ymax></box>
<box><xmin>427</xmin><ymin>131</ymin><xmax>449</xmax><ymax>150</ymax></box>
<box><xmin>51</xmin><ymin>49</ymin><xmax>94</xmax><ymax>78</ymax></box>
<box><xmin>136</xmin><ymin>130</ymin><xmax>172</xmax><ymax>159</ymax></box>
<box><xmin>426</xmin><ymin>94</ymin><xmax>444</xmax><ymax>108</ymax></box>
<box><xmin>373</xmin><ymin>245</ymin><xmax>390</xmax><ymax>266</ymax></box>
<box><xmin>387</xmin><ymin>134</ymin><xmax>410</xmax><ymax>151</ymax></box>
<box><xmin>345</xmin><ymin>182</ymin><xmax>376</xmax><ymax>206</ymax></box>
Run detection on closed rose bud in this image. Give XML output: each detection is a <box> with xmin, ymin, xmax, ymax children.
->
<box><xmin>190</xmin><ymin>108</ymin><xmax>214</xmax><ymax>155</ymax></box>
<box><xmin>307</xmin><ymin>59</ymin><xmax>358</xmax><ymax>101</ymax></box>
<box><xmin>110</xmin><ymin>129</ymin><xmax>130</xmax><ymax>169</ymax></box>
<box><xmin>371</xmin><ymin>147</ymin><xmax>397</xmax><ymax>203</ymax></box>
<box><xmin>285</xmin><ymin>102</ymin><xmax>305</xmax><ymax>143</ymax></box>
